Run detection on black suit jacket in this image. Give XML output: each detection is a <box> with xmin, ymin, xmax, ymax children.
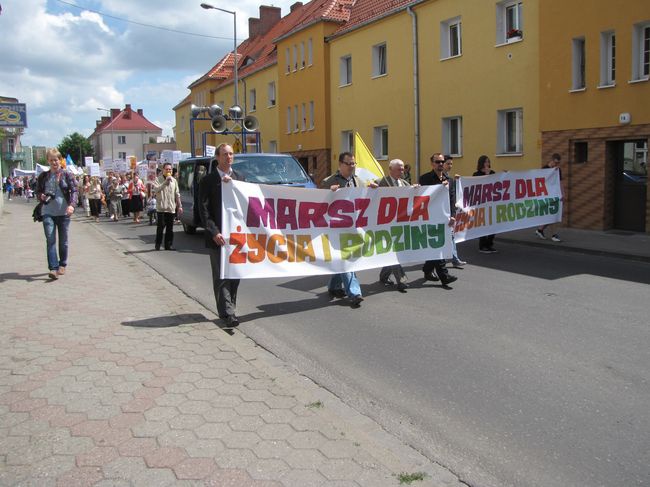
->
<box><xmin>198</xmin><ymin>169</ymin><xmax>242</xmax><ymax>249</ymax></box>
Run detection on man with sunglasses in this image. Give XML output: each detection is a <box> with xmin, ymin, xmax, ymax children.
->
<box><xmin>418</xmin><ymin>153</ymin><xmax>458</xmax><ymax>287</ymax></box>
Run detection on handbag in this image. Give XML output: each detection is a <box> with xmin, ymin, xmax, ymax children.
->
<box><xmin>32</xmin><ymin>201</ymin><xmax>44</xmax><ymax>222</ymax></box>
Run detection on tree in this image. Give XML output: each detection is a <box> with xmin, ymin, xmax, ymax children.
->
<box><xmin>57</xmin><ymin>132</ymin><xmax>94</xmax><ymax>166</ymax></box>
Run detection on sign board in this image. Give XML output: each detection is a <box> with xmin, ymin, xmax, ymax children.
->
<box><xmin>89</xmin><ymin>163</ymin><xmax>100</xmax><ymax>177</ymax></box>
<box><xmin>205</xmin><ymin>145</ymin><xmax>216</xmax><ymax>157</ymax></box>
<box><xmin>147</xmin><ymin>160</ymin><xmax>158</xmax><ymax>183</ymax></box>
<box><xmin>138</xmin><ymin>165</ymin><xmax>148</xmax><ymax>181</ymax></box>
<box><xmin>84</xmin><ymin>156</ymin><xmax>94</xmax><ymax>167</ymax></box>
<box><xmin>0</xmin><ymin>103</ymin><xmax>27</xmax><ymax>128</ymax></box>
<box><xmin>115</xmin><ymin>159</ymin><xmax>128</xmax><ymax>173</ymax></box>
<box><xmin>103</xmin><ymin>158</ymin><xmax>114</xmax><ymax>172</ymax></box>
<box><xmin>129</xmin><ymin>156</ymin><xmax>137</xmax><ymax>169</ymax></box>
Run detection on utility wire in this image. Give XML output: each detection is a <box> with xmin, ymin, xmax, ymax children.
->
<box><xmin>55</xmin><ymin>0</ymin><xmax>241</xmax><ymax>41</ymax></box>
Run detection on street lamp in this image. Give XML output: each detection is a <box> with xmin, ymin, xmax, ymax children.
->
<box><xmin>96</xmin><ymin>107</ymin><xmax>115</xmax><ymax>163</ymax></box>
<box><xmin>200</xmin><ymin>3</ymin><xmax>239</xmax><ymax>108</ymax></box>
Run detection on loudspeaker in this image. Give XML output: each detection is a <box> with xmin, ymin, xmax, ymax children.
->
<box><xmin>190</xmin><ymin>104</ymin><xmax>203</xmax><ymax>118</ymax></box>
<box><xmin>242</xmin><ymin>115</ymin><xmax>259</xmax><ymax>132</ymax></box>
<box><xmin>211</xmin><ymin>115</ymin><xmax>227</xmax><ymax>133</ymax></box>
<box><xmin>208</xmin><ymin>104</ymin><xmax>223</xmax><ymax>118</ymax></box>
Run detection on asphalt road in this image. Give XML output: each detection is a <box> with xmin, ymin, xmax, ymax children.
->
<box><xmin>91</xmin><ymin>215</ymin><xmax>650</xmax><ymax>487</ymax></box>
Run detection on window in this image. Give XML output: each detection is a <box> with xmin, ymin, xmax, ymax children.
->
<box><xmin>285</xmin><ymin>47</ymin><xmax>290</xmax><ymax>73</ymax></box>
<box><xmin>498</xmin><ymin>108</ymin><xmax>523</xmax><ymax>154</ymax></box>
<box><xmin>441</xmin><ymin>17</ymin><xmax>462</xmax><ymax>59</ymax></box>
<box><xmin>267</xmin><ymin>82</ymin><xmax>276</xmax><ymax>107</ymax></box>
<box><xmin>373</xmin><ymin>126</ymin><xmax>388</xmax><ymax>159</ymax></box>
<box><xmin>118</xmin><ymin>152</ymin><xmax>127</xmax><ymax>160</ymax></box>
<box><xmin>572</xmin><ymin>37</ymin><xmax>586</xmax><ymax>90</ymax></box>
<box><xmin>632</xmin><ymin>23</ymin><xmax>650</xmax><ymax>80</ymax></box>
<box><xmin>301</xmin><ymin>103</ymin><xmax>306</xmax><ymax>131</ymax></box>
<box><xmin>286</xmin><ymin>107</ymin><xmax>291</xmax><ymax>133</ymax></box>
<box><xmin>574</xmin><ymin>142</ymin><xmax>588</xmax><ymax>163</ymax></box>
<box><xmin>496</xmin><ymin>1</ymin><xmax>523</xmax><ymax>44</ymax></box>
<box><xmin>117</xmin><ymin>135</ymin><xmax>126</xmax><ymax>144</ymax></box>
<box><xmin>341</xmin><ymin>131</ymin><xmax>354</xmax><ymax>153</ymax></box>
<box><xmin>599</xmin><ymin>31</ymin><xmax>616</xmax><ymax>86</ymax></box>
<box><xmin>309</xmin><ymin>101</ymin><xmax>314</xmax><ymax>129</ymax></box>
<box><xmin>294</xmin><ymin>105</ymin><xmax>299</xmax><ymax>132</ymax></box>
<box><xmin>340</xmin><ymin>55</ymin><xmax>352</xmax><ymax>86</ymax></box>
<box><xmin>308</xmin><ymin>38</ymin><xmax>313</xmax><ymax>66</ymax></box>
<box><xmin>442</xmin><ymin>117</ymin><xmax>462</xmax><ymax>156</ymax></box>
<box><xmin>268</xmin><ymin>140</ymin><xmax>278</xmax><ymax>153</ymax></box>
<box><xmin>372</xmin><ymin>43</ymin><xmax>387</xmax><ymax>77</ymax></box>
<box><xmin>249</xmin><ymin>89</ymin><xmax>257</xmax><ymax>112</ymax></box>
<box><xmin>293</xmin><ymin>45</ymin><xmax>298</xmax><ymax>71</ymax></box>
<box><xmin>300</xmin><ymin>42</ymin><xmax>305</xmax><ymax>68</ymax></box>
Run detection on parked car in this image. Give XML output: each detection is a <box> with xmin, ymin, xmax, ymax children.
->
<box><xmin>177</xmin><ymin>153</ymin><xmax>316</xmax><ymax>234</ymax></box>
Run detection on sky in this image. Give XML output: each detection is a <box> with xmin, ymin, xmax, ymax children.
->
<box><xmin>0</xmin><ymin>0</ymin><xmax>295</xmax><ymax>148</ymax></box>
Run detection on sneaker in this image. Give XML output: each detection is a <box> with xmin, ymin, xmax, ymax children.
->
<box><xmin>48</xmin><ymin>271</ymin><xmax>58</xmax><ymax>280</ymax></box>
<box><xmin>451</xmin><ymin>259</ymin><xmax>466</xmax><ymax>268</ymax></box>
<box><xmin>440</xmin><ymin>275</ymin><xmax>458</xmax><ymax>286</ymax></box>
<box><xmin>551</xmin><ymin>235</ymin><xmax>562</xmax><ymax>242</ymax></box>
<box><xmin>396</xmin><ymin>283</ymin><xmax>408</xmax><ymax>293</ymax></box>
<box><xmin>57</xmin><ymin>267</ymin><xmax>66</xmax><ymax>276</ymax></box>
<box><xmin>535</xmin><ymin>229</ymin><xmax>546</xmax><ymax>240</ymax></box>
<box><xmin>350</xmin><ymin>295</ymin><xmax>364</xmax><ymax>308</ymax></box>
<box><xmin>379</xmin><ymin>277</ymin><xmax>394</xmax><ymax>286</ymax></box>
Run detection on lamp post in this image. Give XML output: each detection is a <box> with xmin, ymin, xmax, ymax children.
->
<box><xmin>96</xmin><ymin>107</ymin><xmax>115</xmax><ymax>163</ymax></box>
<box><xmin>200</xmin><ymin>3</ymin><xmax>238</xmax><ymax>108</ymax></box>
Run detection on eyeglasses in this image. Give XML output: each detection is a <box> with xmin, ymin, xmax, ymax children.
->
<box><xmin>433</xmin><ymin>160</ymin><xmax>444</xmax><ymax>164</ymax></box>
<box><xmin>341</xmin><ymin>161</ymin><xmax>356</xmax><ymax>166</ymax></box>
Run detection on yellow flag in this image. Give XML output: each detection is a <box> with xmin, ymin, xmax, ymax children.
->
<box><xmin>353</xmin><ymin>132</ymin><xmax>384</xmax><ymax>183</ymax></box>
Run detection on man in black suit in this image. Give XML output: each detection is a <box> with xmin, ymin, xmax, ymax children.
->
<box><xmin>418</xmin><ymin>153</ymin><xmax>457</xmax><ymax>286</ymax></box>
<box><xmin>198</xmin><ymin>143</ymin><xmax>243</xmax><ymax>326</ymax></box>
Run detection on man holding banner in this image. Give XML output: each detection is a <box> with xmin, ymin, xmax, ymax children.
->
<box><xmin>199</xmin><ymin>144</ymin><xmax>244</xmax><ymax>327</ymax></box>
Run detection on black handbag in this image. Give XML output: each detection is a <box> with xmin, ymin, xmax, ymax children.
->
<box><xmin>32</xmin><ymin>201</ymin><xmax>44</xmax><ymax>222</ymax></box>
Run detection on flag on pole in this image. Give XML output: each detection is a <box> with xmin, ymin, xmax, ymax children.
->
<box><xmin>66</xmin><ymin>154</ymin><xmax>75</xmax><ymax>167</ymax></box>
<box><xmin>353</xmin><ymin>132</ymin><xmax>384</xmax><ymax>183</ymax></box>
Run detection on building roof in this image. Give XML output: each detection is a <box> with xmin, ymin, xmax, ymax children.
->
<box><xmin>328</xmin><ymin>0</ymin><xmax>418</xmax><ymax>39</ymax></box>
<box><xmin>91</xmin><ymin>104</ymin><xmax>162</xmax><ymax>138</ymax></box>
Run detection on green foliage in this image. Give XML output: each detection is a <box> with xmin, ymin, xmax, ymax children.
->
<box><xmin>397</xmin><ymin>472</ymin><xmax>428</xmax><ymax>484</ymax></box>
<box><xmin>57</xmin><ymin>132</ymin><xmax>94</xmax><ymax>166</ymax></box>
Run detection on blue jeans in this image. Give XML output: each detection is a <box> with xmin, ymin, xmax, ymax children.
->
<box><xmin>42</xmin><ymin>215</ymin><xmax>70</xmax><ymax>271</ymax></box>
<box><xmin>328</xmin><ymin>272</ymin><xmax>362</xmax><ymax>297</ymax></box>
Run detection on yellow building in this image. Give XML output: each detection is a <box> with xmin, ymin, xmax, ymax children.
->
<box><xmin>540</xmin><ymin>0</ymin><xmax>649</xmax><ymax>232</ymax></box>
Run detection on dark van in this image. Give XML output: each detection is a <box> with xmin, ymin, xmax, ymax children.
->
<box><xmin>177</xmin><ymin>153</ymin><xmax>317</xmax><ymax>234</ymax></box>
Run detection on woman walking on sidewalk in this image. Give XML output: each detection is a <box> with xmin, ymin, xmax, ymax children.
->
<box><xmin>88</xmin><ymin>176</ymin><xmax>103</xmax><ymax>222</ymax></box>
<box><xmin>36</xmin><ymin>148</ymin><xmax>78</xmax><ymax>280</ymax></box>
<box><xmin>128</xmin><ymin>173</ymin><xmax>146</xmax><ymax>223</ymax></box>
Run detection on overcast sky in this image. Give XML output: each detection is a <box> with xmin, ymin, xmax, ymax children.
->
<box><xmin>0</xmin><ymin>0</ymin><xmax>295</xmax><ymax>149</ymax></box>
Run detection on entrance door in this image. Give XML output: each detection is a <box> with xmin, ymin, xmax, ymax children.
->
<box><xmin>298</xmin><ymin>157</ymin><xmax>309</xmax><ymax>174</ymax></box>
<box><xmin>613</xmin><ymin>140</ymin><xmax>648</xmax><ymax>231</ymax></box>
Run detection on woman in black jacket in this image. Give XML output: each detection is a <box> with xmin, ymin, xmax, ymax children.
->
<box><xmin>473</xmin><ymin>155</ymin><xmax>497</xmax><ymax>253</ymax></box>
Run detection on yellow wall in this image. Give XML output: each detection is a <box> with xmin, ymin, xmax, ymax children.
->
<box><xmin>277</xmin><ymin>22</ymin><xmax>334</xmax><ymax>153</ymax></box>
<box><xmin>539</xmin><ymin>0</ymin><xmax>650</xmax><ymax>131</ymax></box>
<box><xmin>329</xmin><ymin>12</ymin><xmax>415</xmax><ymax>174</ymax></box>
<box><xmin>174</xmin><ymin>101</ymin><xmax>191</xmax><ymax>154</ymax></box>
<box><xmin>417</xmin><ymin>0</ymin><xmax>541</xmax><ymax>176</ymax></box>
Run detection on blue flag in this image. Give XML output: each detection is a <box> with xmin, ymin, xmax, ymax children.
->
<box><xmin>66</xmin><ymin>154</ymin><xmax>75</xmax><ymax>167</ymax></box>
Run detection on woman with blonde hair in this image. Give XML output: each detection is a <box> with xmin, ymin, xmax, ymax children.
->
<box><xmin>36</xmin><ymin>148</ymin><xmax>78</xmax><ymax>280</ymax></box>
<box><xmin>88</xmin><ymin>176</ymin><xmax>104</xmax><ymax>222</ymax></box>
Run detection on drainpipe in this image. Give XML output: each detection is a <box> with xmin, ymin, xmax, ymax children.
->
<box><xmin>407</xmin><ymin>6</ymin><xmax>420</xmax><ymax>178</ymax></box>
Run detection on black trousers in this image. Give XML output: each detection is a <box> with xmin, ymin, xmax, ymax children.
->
<box><xmin>209</xmin><ymin>247</ymin><xmax>240</xmax><ymax>319</ymax></box>
<box><xmin>479</xmin><ymin>234</ymin><xmax>495</xmax><ymax>250</ymax></box>
<box><xmin>155</xmin><ymin>212</ymin><xmax>175</xmax><ymax>249</ymax></box>
<box><xmin>422</xmin><ymin>259</ymin><xmax>449</xmax><ymax>279</ymax></box>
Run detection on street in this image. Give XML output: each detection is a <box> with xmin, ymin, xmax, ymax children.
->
<box><xmin>96</xmin><ymin>215</ymin><xmax>650</xmax><ymax>487</ymax></box>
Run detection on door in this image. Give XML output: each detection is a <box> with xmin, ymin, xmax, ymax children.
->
<box><xmin>613</xmin><ymin>140</ymin><xmax>648</xmax><ymax>232</ymax></box>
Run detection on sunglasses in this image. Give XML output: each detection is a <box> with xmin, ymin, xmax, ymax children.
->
<box><xmin>341</xmin><ymin>161</ymin><xmax>357</xmax><ymax>166</ymax></box>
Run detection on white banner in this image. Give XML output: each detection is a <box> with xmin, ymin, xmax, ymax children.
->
<box><xmin>221</xmin><ymin>181</ymin><xmax>453</xmax><ymax>279</ymax></box>
<box><xmin>89</xmin><ymin>163</ymin><xmax>100</xmax><ymax>177</ymax></box>
<box><xmin>102</xmin><ymin>158</ymin><xmax>114</xmax><ymax>172</ymax></box>
<box><xmin>84</xmin><ymin>156</ymin><xmax>94</xmax><ymax>166</ymax></box>
<box><xmin>454</xmin><ymin>168</ymin><xmax>562</xmax><ymax>243</ymax></box>
<box><xmin>205</xmin><ymin>145</ymin><xmax>216</xmax><ymax>158</ymax></box>
<box><xmin>114</xmin><ymin>159</ymin><xmax>128</xmax><ymax>173</ymax></box>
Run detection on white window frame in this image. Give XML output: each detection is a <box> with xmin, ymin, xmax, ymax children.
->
<box><xmin>571</xmin><ymin>37</ymin><xmax>586</xmax><ymax>91</ymax></box>
<box><xmin>373</xmin><ymin>126</ymin><xmax>388</xmax><ymax>160</ymax></box>
<box><xmin>599</xmin><ymin>31</ymin><xmax>616</xmax><ymax>87</ymax></box>
<box><xmin>309</xmin><ymin>101</ymin><xmax>314</xmax><ymax>130</ymax></box>
<box><xmin>300</xmin><ymin>42</ymin><xmax>305</xmax><ymax>69</ymax></box>
<box><xmin>294</xmin><ymin>105</ymin><xmax>299</xmax><ymax>132</ymax></box>
<box><xmin>372</xmin><ymin>43</ymin><xmax>387</xmax><ymax>78</ymax></box>
<box><xmin>307</xmin><ymin>38</ymin><xmax>313</xmax><ymax>66</ymax></box>
<box><xmin>117</xmin><ymin>135</ymin><xmax>126</xmax><ymax>145</ymax></box>
<box><xmin>441</xmin><ymin>17</ymin><xmax>462</xmax><ymax>60</ymax></box>
<box><xmin>631</xmin><ymin>22</ymin><xmax>650</xmax><ymax>81</ymax></box>
<box><xmin>118</xmin><ymin>151</ymin><xmax>127</xmax><ymax>160</ymax></box>
<box><xmin>496</xmin><ymin>1</ymin><xmax>523</xmax><ymax>45</ymax></box>
<box><xmin>285</xmin><ymin>47</ymin><xmax>290</xmax><ymax>73</ymax></box>
<box><xmin>339</xmin><ymin>55</ymin><xmax>352</xmax><ymax>86</ymax></box>
<box><xmin>341</xmin><ymin>130</ymin><xmax>354</xmax><ymax>153</ymax></box>
<box><xmin>268</xmin><ymin>140</ymin><xmax>278</xmax><ymax>153</ymax></box>
<box><xmin>249</xmin><ymin>88</ymin><xmax>257</xmax><ymax>112</ymax></box>
<box><xmin>286</xmin><ymin>107</ymin><xmax>291</xmax><ymax>134</ymax></box>
<box><xmin>442</xmin><ymin>116</ymin><xmax>463</xmax><ymax>157</ymax></box>
<box><xmin>267</xmin><ymin>82</ymin><xmax>276</xmax><ymax>107</ymax></box>
<box><xmin>497</xmin><ymin>108</ymin><xmax>523</xmax><ymax>155</ymax></box>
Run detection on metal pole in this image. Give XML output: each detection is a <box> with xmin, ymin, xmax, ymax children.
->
<box><xmin>233</xmin><ymin>10</ymin><xmax>238</xmax><ymax>107</ymax></box>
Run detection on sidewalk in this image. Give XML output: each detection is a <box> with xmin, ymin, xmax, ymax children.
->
<box><xmin>0</xmin><ymin>199</ymin><xmax>460</xmax><ymax>486</ymax></box>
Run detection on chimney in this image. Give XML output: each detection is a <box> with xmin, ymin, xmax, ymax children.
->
<box><xmin>248</xmin><ymin>17</ymin><xmax>261</xmax><ymax>38</ymax></box>
<box><xmin>258</xmin><ymin>6</ymin><xmax>281</xmax><ymax>36</ymax></box>
<box><xmin>110</xmin><ymin>108</ymin><xmax>120</xmax><ymax>118</ymax></box>
<box><xmin>125</xmin><ymin>104</ymin><xmax>132</xmax><ymax>119</ymax></box>
<box><xmin>137</xmin><ymin>108</ymin><xmax>143</xmax><ymax>116</ymax></box>
<box><xmin>290</xmin><ymin>2</ymin><xmax>302</xmax><ymax>13</ymax></box>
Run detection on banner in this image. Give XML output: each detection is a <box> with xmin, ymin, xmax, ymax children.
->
<box><xmin>84</xmin><ymin>156</ymin><xmax>94</xmax><ymax>166</ymax></box>
<box><xmin>89</xmin><ymin>163</ymin><xmax>100</xmax><ymax>177</ymax></box>
<box><xmin>221</xmin><ymin>181</ymin><xmax>453</xmax><ymax>279</ymax></box>
<box><xmin>0</xmin><ymin>103</ymin><xmax>27</xmax><ymax>128</ymax></box>
<box><xmin>454</xmin><ymin>168</ymin><xmax>562</xmax><ymax>243</ymax></box>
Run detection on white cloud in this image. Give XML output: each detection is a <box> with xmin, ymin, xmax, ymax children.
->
<box><xmin>0</xmin><ymin>0</ymin><xmax>296</xmax><ymax>148</ymax></box>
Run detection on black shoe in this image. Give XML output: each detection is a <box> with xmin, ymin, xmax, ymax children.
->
<box><xmin>423</xmin><ymin>272</ymin><xmax>439</xmax><ymax>282</ymax></box>
<box><xmin>440</xmin><ymin>275</ymin><xmax>458</xmax><ymax>286</ymax></box>
<box><xmin>350</xmin><ymin>295</ymin><xmax>364</xmax><ymax>308</ymax></box>
<box><xmin>165</xmin><ymin>246</ymin><xmax>175</xmax><ymax>251</ymax></box>
<box><xmin>380</xmin><ymin>277</ymin><xmax>394</xmax><ymax>286</ymax></box>
<box><xmin>224</xmin><ymin>315</ymin><xmax>239</xmax><ymax>327</ymax></box>
<box><xmin>155</xmin><ymin>244</ymin><xmax>161</xmax><ymax>251</ymax></box>
<box><xmin>397</xmin><ymin>283</ymin><xmax>408</xmax><ymax>293</ymax></box>
<box><xmin>328</xmin><ymin>289</ymin><xmax>346</xmax><ymax>299</ymax></box>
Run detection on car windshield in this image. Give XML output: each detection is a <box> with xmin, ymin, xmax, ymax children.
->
<box><xmin>233</xmin><ymin>156</ymin><xmax>310</xmax><ymax>184</ymax></box>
